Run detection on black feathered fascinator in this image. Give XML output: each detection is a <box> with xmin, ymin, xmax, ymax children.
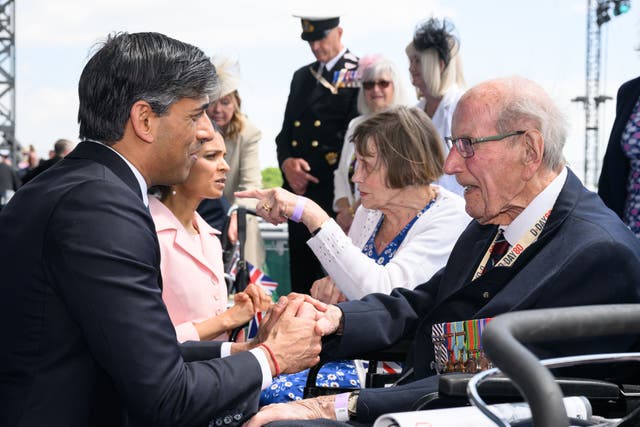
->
<box><xmin>412</xmin><ymin>18</ymin><xmax>458</xmax><ymax>67</ymax></box>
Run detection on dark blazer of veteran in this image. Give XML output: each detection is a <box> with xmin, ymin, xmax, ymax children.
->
<box><xmin>322</xmin><ymin>169</ymin><xmax>640</xmax><ymax>423</ymax></box>
<box><xmin>276</xmin><ymin>52</ymin><xmax>359</xmax><ymax>213</ymax></box>
<box><xmin>598</xmin><ymin>75</ymin><xmax>640</xmax><ymax>218</ymax></box>
<box><xmin>0</xmin><ymin>142</ymin><xmax>262</xmax><ymax>427</ymax></box>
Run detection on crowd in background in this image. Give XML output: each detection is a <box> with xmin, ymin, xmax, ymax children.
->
<box><xmin>0</xmin><ymin>139</ymin><xmax>75</xmax><ymax>205</ymax></box>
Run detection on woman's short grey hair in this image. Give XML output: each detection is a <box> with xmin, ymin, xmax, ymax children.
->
<box><xmin>351</xmin><ymin>105</ymin><xmax>444</xmax><ymax>187</ymax></box>
<box><xmin>356</xmin><ymin>57</ymin><xmax>409</xmax><ymax>115</ymax></box>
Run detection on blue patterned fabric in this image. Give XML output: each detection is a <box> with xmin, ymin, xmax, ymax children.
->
<box><xmin>622</xmin><ymin>96</ymin><xmax>640</xmax><ymax>237</ymax></box>
<box><xmin>362</xmin><ymin>198</ymin><xmax>436</xmax><ymax>265</ymax></box>
<box><xmin>260</xmin><ymin>198</ymin><xmax>437</xmax><ymax>405</ymax></box>
<box><xmin>259</xmin><ymin>361</ymin><xmax>361</xmax><ymax>405</ymax></box>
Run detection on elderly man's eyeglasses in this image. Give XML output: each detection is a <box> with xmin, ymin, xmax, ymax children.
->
<box><xmin>445</xmin><ymin>130</ymin><xmax>526</xmax><ymax>158</ymax></box>
<box><xmin>362</xmin><ymin>80</ymin><xmax>391</xmax><ymax>90</ymax></box>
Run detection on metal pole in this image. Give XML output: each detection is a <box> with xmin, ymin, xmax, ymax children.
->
<box><xmin>585</xmin><ymin>0</ymin><xmax>601</xmax><ymax>188</ymax></box>
<box><xmin>0</xmin><ymin>0</ymin><xmax>16</xmax><ymax>167</ymax></box>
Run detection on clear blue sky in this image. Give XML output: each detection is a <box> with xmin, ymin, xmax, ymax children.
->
<box><xmin>15</xmin><ymin>0</ymin><xmax>640</xmax><ymax>184</ymax></box>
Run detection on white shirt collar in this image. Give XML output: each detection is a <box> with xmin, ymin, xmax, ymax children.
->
<box><xmin>322</xmin><ymin>47</ymin><xmax>347</xmax><ymax>72</ymax></box>
<box><xmin>502</xmin><ymin>167</ymin><xmax>567</xmax><ymax>245</ymax></box>
<box><xmin>85</xmin><ymin>140</ymin><xmax>149</xmax><ymax>206</ymax></box>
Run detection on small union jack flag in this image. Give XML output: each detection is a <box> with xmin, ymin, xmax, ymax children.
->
<box><xmin>228</xmin><ymin>257</ymin><xmax>278</xmax><ymax>295</ymax></box>
<box><xmin>247</xmin><ymin>262</ymin><xmax>278</xmax><ymax>296</ymax></box>
<box><xmin>227</xmin><ymin>258</ymin><xmax>279</xmax><ymax>340</ymax></box>
<box><xmin>246</xmin><ymin>311</ymin><xmax>264</xmax><ymax>340</ymax></box>
<box><xmin>245</xmin><ymin>263</ymin><xmax>279</xmax><ymax>339</ymax></box>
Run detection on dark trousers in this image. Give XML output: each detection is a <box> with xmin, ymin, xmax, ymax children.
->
<box><xmin>287</xmin><ymin>220</ymin><xmax>326</xmax><ymax>295</ymax></box>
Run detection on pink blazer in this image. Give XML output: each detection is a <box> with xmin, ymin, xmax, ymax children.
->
<box><xmin>149</xmin><ymin>197</ymin><xmax>228</xmax><ymax>342</ymax></box>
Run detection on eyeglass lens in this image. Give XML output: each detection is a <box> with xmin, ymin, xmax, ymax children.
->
<box><xmin>362</xmin><ymin>80</ymin><xmax>391</xmax><ymax>90</ymax></box>
<box><xmin>458</xmin><ymin>138</ymin><xmax>473</xmax><ymax>156</ymax></box>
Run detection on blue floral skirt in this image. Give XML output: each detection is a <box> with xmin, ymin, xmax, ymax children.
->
<box><xmin>260</xmin><ymin>360</ymin><xmax>361</xmax><ymax>405</ymax></box>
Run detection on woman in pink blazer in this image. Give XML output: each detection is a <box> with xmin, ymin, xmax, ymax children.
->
<box><xmin>150</xmin><ymin>129</ymin><xmax>271</xmax><ymax>342</ymax></box>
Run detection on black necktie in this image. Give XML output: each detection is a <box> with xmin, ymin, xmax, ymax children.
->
<box><xmin>321</xmin><ymin>64</ymin><xmax>333</xmax><ymax>81</ymax></box>
<box><xmin>487</xmin><ymin>230</ymin><xmax>510</xmax><ymax>271</ymax></box>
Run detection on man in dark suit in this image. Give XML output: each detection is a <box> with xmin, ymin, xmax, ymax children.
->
<box><xmin>21</xmin><ymin>138</ymin><xmax>74</xmax><ymax>184</ymax></box>
<box><xmin>245</xmin><ymin>76</ymin><xmax>640</xmax><ymax>426</ymax></box>
<box><xmin>276</xmin><ymin>14</ymin><xmax>359</xmax><ymax>294</ymax></box>
<box><xmin>0</xmin><ymin>32</ymin><xmax>322</xmax><ymax>427</ymax></box>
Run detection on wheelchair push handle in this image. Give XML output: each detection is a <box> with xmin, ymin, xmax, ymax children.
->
<box><xmin>481</xmin><ymin>304</ymin><xmax>640</xmax><ymax>427</ymax></box>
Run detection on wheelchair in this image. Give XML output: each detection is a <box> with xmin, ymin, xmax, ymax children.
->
<box><xmin>377</xmin><ymin>304</ymin><xmax>640</xmax><ymax>426</ymax></box>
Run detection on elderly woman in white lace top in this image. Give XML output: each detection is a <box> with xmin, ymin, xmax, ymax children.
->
<box><xmin>333</xmin><ymin>54</ymin><xmax>409</xmax><ymax>233</ymax></box>
<box><xmin>237</xmin><ymin>106</ymin><xmax>470</xmax><ymax>303</ymax></box>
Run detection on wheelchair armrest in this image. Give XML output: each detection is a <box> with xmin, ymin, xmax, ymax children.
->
<box><xmin>410</xmin><ymin>373</ymin><xmax>623</xmax><ymax>412</ymax></box>
<box><xmin>438</xmin><ymin>372</ymin><xmax>621</xmax><ymax>400</ymax></box>
<box><xmin>358</xmin><ymin>339</ymin><xmax>411</xmax><ymax>363</ymax></box>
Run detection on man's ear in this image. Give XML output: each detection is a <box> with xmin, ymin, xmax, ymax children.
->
<box><xmin>521</xmin><ymin>129</ymin><xmax>544</xmax><ymax>179</ymax></box>
<box><xmin>130</xmin><ymin>100</ymin><xmax>154</xmax><ymax>144</ymax></box>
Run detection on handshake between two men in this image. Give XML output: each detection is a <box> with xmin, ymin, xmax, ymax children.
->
<box><xmin>229</xmin><ymin>294</ymin><xmax>342</xmax><ymax>379</ymax></box>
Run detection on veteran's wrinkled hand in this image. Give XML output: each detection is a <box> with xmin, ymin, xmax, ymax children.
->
<box><xmin>243</xmin><ymin>395</ymin><xmax>337</xmax><ymax>427</ymax></box>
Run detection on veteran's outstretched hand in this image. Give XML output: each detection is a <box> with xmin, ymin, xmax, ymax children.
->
<box><xmin>287</xmin><ymin>293</ymin><xmax>343</xmax><ymax>337</ymax></box>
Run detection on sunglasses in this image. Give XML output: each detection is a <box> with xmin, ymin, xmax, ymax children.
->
<box><xmin>362</xmin><ymin>80</ymin><xmax>392</xmax><ymax>90</ymax></box>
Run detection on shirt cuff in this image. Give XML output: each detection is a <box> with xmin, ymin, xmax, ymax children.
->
<box><xmin>249</xmin><ymin>347</ymin><xmax>274</xmax><ymax>390</ymax></box>
<box><xmin>220</xmin><ymin>343</ymin><xmax>272</xmax><ymax>390</ymax></box>
<box><xmin>220</xmin><ymin>342</ymin><xmax>232</xmax><ymax>357</ymax></box>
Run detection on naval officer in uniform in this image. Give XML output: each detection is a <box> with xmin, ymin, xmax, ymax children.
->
<box><xmin>276</xmin><ymin>14</ymin><xmax>359</xmax><ymax>294</ymax></box>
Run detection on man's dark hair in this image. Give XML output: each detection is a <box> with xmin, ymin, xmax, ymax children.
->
<box><xmin>78</xmin><ymin>32</ymin><xmax>218</xmax><ymax>144</ymax></box>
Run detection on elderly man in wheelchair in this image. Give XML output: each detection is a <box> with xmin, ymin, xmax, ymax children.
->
<box><xmin>243</xmin><ymin>76</ymin><xmax>640</xmax><ymax>427</ymax></box>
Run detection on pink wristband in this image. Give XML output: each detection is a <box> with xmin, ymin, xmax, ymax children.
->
<box><xmin>290</xmin><ymin>196</ymin><xmax>307</xmax><ymax>223</ymax></box>
<box><xmin>334</xmin><ymin>392</ymin><xmax>350</xmax><ymax>421</ymax></box>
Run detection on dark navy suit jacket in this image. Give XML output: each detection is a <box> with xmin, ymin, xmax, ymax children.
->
<box><xmin>323</xmin><ymin>169</ymin><xmax>640</xmax><ymax>423</ymax></box>
<box><xmin>0</xmin><ymin>142</ymin><xmax>262</xmax><ymax>427</ymax></box>
<box><xmin>598</xmin><ymin>76</ymin><xmax>640</xmax><ymax>218</ymax></box>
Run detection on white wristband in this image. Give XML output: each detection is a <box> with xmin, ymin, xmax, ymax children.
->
<box><xmin>334</xmin><ymin>392</ymin><xmax>350</xmax><ymax>421</ymax></box>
